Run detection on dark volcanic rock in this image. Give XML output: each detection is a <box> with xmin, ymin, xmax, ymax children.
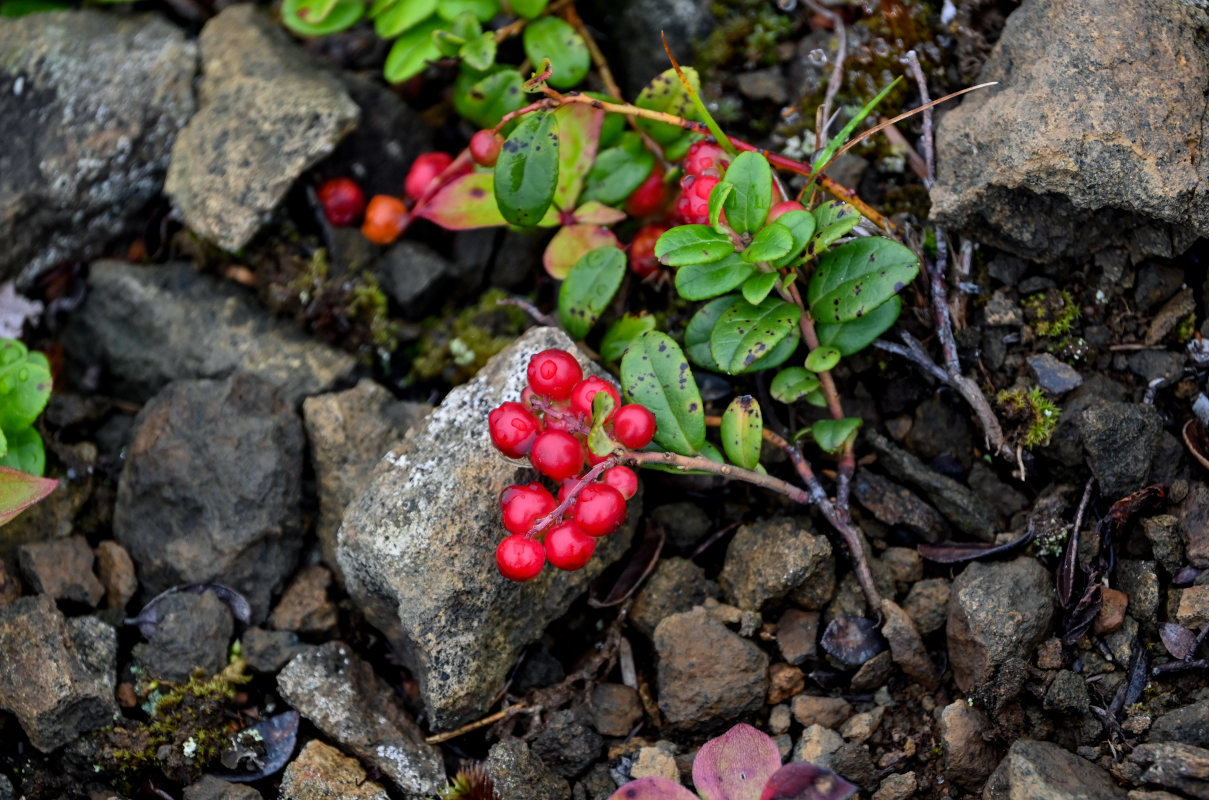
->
<box><xmin>1150</xmin><ymin>701</ymin><xmax>1209</xmax><ymax>747</ymax></box>
<box><xmin>984</xmin><ymin>739</ymin><xmax>1127</xmax><ymax>799</ymax></box>
<box><xmin>133</xmin><ymin>590</ymin><xmax>233</xmax><ymax>682</ymax></box>
<box><xmin>114</xmin><ymin>374</ymin><xmax>304</xmax><ymax>621</ymax></box>
<box><xmin>718</xmin><ymin>517</ymin><xmax>833</xmax><ymax>612</ymax></box>
<box><xmin>530</xmin><ymin>708</ymin><xmax>603</xmax><ymax>779</ymax></box>
<box><xmin>631</xmin><ymin>557</ymin><xmax>721</xmax><ymax>638</ymax></box>
<box><xmin>1077</xmin><ymin>402</ymin><xmax>1162</xmax><ymax>497</ymax></box>
<box><xmin>485</xmin><ymin>739</ymin><xmax>570</xmax><ymax>800</ymax></box>
<box><xmin>1129</xmin><ymin>742</ymin><xmax>1209</xmax><ymax>796</ymax></box>
<box><xmin>17</xmin><ymin>536</ymin><xmax>103</xmax><ymax>607</ymax></box>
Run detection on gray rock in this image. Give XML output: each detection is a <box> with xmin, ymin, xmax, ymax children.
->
<box><xmin>485</xmin><ymin>739</ymin><xmax>571</xmax><ymax>800</ymax></box>
<box><xmin>718</xmin><ymin>518</ymin><xmax>833</xmax><ymax>612</ymax></box>
<box><xmin>902</xmin><ymin>578</ymin><xmax>951</xmax><ymax>636</ymax></box>
<box><xmin>1044</xmin><ymin>670</ymin><xmax>1090</xmax><ymax>716</ymax></box>
<box><xmin>649</xmin><ymin>502</ymin><xmax>713</xmax><ymax>553</ymax></box>
<box><xmin>1028</xmin><ymin>354</ymin><xmax>1083</xmax><ymax>395</ymax></box>
<box><xmin>114</xmin><ymin>374</ymin><xmax>304</xmax><ymax>621</ymax></box>
<box><xmin>581</xmin><ymin>0</ymin><xmax>715</xmax><ymax>98</ymax></box>
<box><xmin>1150</xmin><ymin>702</ymin><xmax>1209</xmax><ymax>747</ymax></box>
<box><xmin>906</xmin><ymin>395</ymin><xmax>975</xmax><ymax>470</ymax></box>
<box><xmin>0</xmin><ymin>594</ymin><xmax>117</xmax><ymax>751</ymax></box>
<box><xmin>589</xmin><ymin>683</ymin><xmax>643</xmax><ymax>737</ymax></box>
<box><xmin>336</xmin><ymin>327</ymin><xmax>636</xmax><ymax>730</ymax></box>
<box><xmin>302</xmin><ymin>380</ymin><xmax>429</xmax><ymax>581</ymax></box>
<box><xmin>930</xmin><ymin>0</ymin><xmax>1209</xmax><ymax>262</ymax></box>
<box><xmin>873</xmin><ymin>772</ymin><xmax>917</xmax><ymax>800</ymax></box>
<box><xmin>794</xmin><ymin>724</ymin><xmax>843</xmax><ymax>770</ymax></box>
<box><xmin>880</xmin><ymin>599</ymin><xmax>938</xmax><ymax>689</ymax></box>
<box><xmin>531</xmin><ymin>708</ymin><xmax>603</xmax><ymax>779</ymax></box>
<box><xmin>17</xmin><ymin>536</ymin><xmax>103</xmax><ymax>607</ymax></box>
<box><xmin>1078</xmin><ymin>403</ymin><xmax>1162</xmax><ymax>497</ymax></box>
<box><xmin>736</xmin><ymin>69</ymin><xmax>789</xmax><ymax>105</ymax></box>
<box><xmin>1128</xmin><ymin>350</ymin><xmax>1185</xmax><ymax>384</ymax></box>
<box><xmin>1177</xmin><ymin>482</ymin><xmax>1209</xmax><ymax>568</ymax></box>
<box><xmin>280</xmin><ymin>740</ymin><xmax>389</xmax><ymax>800</ymax></box>
<box><xmin>165</xmin><ymin>4</ymin><xmax>358</xmax><ymax>251</ymax></box>
<box><xmin>240</xmin><ymin>626</ymin><xmax>310</xmax><ymax>674</ymax></box>
<box><xmin>277</xmin><ymin>642</ymin><xmax>444</xmax><ymax>798</ymax></box>
<box><xmin>133</xmin><ymin>590</ymin><xmax>234</xmax><ymax>682</ymax></box>
<box><xmin>63</xmin><ymin>261</ymin><xmax>356</xmax><ymax>405</ymax></box>
<box><xmin>1118</xmin><ymin>559</ymin><xmax>1160</xmax><ymax>628</ymax></box>
<box><xmin>852</xmin><ymin>470</ymin><xmax>948</xmax><ymax>542</ymax></box>
<box><xmin>1142</xmin><ymin>516</ymin><xmax>1183</xmax><ymax>575</ymax></box>
<box><xmin>653</xmin><ymin>606</ymin><xmax>768</xmax><ymax>731</ymax></box>
<box><xmin>939</xmin><ymin>700</ymin><xmax>1000</xmax><ymax>788</ymax></box>
<box><xmin>268</xmin><ymin>565</ymin><xmax>337</xmax><ymax>636</ymax></box>
<box><xmin>375</xmin><ymin>240</ymin><xmax>461</xmax><ymax>318</ymax></box>
<box><xmin>947</xmin><ymin>558</ymin><xmax>1054</xmax><ymax>691</ymax></box>
<box><xmin>776</xmin><ymin>608</ymin><xmax>820</xmax><ymax>665</ymax></box>
<box><xmin>575</xmin><ymin>764</ymin><xmax>617</xmax><ymax>800</ymax></box>
<box><xmin>1129</xmin><ymin>742</ymin><xmax>1209</xmax><ymax>796</ymax></box>
<box><xmin>985</xmin><ymin>739</ymin><xmax>1127</xmax><ymax>799</ymax></box>
<box><xmin>790</xmin><ymin>695</ymin><xmax>853</xmax><ymax>729</ymax></box>
<box><xmin>0</xmin><ymin>11</ymin><xmax>196</xmax><ymax>286</ymax></box>
<box><xmin>183</xmin><ymin>774</ymin><xmax>263</xmax><ymax>800</ymax></box>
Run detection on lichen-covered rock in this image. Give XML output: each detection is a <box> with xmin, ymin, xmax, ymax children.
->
<box><xmin>280</xmin><ymin>740</ymin><xmax>389</xmax><ymax>800</ymax></box>
<box><xmin>484</xmin><ymin>739</ymin><xmax>570</xmax><ymax>800</ymax></box>
<box><xmin>337</xmin><ymin>327</ymin><xmax>636</xmax><ymax>731</ymax></box>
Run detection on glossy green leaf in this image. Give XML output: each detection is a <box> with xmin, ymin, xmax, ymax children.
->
<box><xmin>770</xmin><ymin>367</ymin><xmax>820</xmax><ymax>402</ymax></box>
<box><xmin>601</xmin><ymin>314</ymin><xmax>658</xmax><ymax>361</ymax></box>
<box><xmin>0</xmin><ymin>340</ymin><xmax>51</xmax><ymax>433</ymax></box>
<box><xmin>811</xmin><ymin>77</ymin><xmax>902</xmax><ymax>178</ymax></box>
<box><xmin>740</xmin><ymin>271</ymin><xmax>778</xmax><ymax>305</ymax></box>
<box><xmin>0</xmin><ymin>0</ymin><xmax>71</xmax><ymax>16</ymax></box>
<box><xmin>634</xmin><ymin>67</ymin><xmax>701</xmax><ymax>144</ymax></box>
<box><xmin>551</xmin><ymin>103</ymin><xmax>602</xmax><ymax>212</ymax></box>
<box><xmin>655</xmin><ymin>225</ymin><xmax>734</xmax><ymax>267</ymax></box>
<box><xmin>809</xmin><ymin>200</ymin><xmax>862</xmax><ymax>255</ymax></box>
<box><xmin>721</xmin><ymin>152</ymin><xmax>772</xmax><ymax>235</ymax></box>
<box><xmin>685</xmin><ymin>296</ymin><xmax>740</xmax><ymax>370</ymax></box>
<box><xmin>805</xmin><ymin>389</ymin><xmax>828</xmax><ymax>408</ymax></box>
<box><xmin>459</xmin><ymin>32</ymin><xmax>497</xmax><ymax>71</ymax></box>
<box><xmin>742</xmin><ymin>224</ymin><xmax>793</xmax><ymax>263</ymax></box>
<box><xmin>375</xmin><ymin>0</ymin><xmax>436</xmax><ymax>37</ymax></box>
<box><xmin>805</xmin><ymin>346</ymin><xmax>841</xmax><ymax>372</ymax></box>
<box><xmin>721</xmin><ymin>396</ymin><xmax>763</xmax><ymax>470</ymax></box>
<box><xmin>415</xmin><ymin>172</ymin><xmax>509</xmax><ymax>229</ymax></box>
<box><xmin>453</xmin><ymin>66</ymin><xmax>525</xmax><ymax>128</ymax></box>
<box><xmin>620</xmin><ymin>331</ymin><xmax>705</xmax><ymax>456</ymax></box>
<box><xmin>675</xmin><ymin>253</ymin><xmax>755</xmax><ymax>301</ymax></box>
<box><xmin>282</xmin><ymin>0</ymin><xmax>364</xmax><ymax>35</ymax></box>
<box><xmin>710</xmin><ymin>296</ymin><xmax>802</xmax><ymax>374</ymax></box>
<box><xmin>581</xmin><ymin>135</ymin><xmax>653</xmax><ymax>206</ymax></box>
<box><xmin>509</xmin><ymin>0</ymin><xmax>548</xmax><ymax>17</ymax></box>
<box><xmin>544</xmin><ymin>224</ymin><xmax>619</xmax><ymax>279</ymax></box>
<box><xmin>0</xmin><ymin>465</ymin><xmax>56</xmax><ymax>525</ymax></box>
<box><xmin>816</xmin><ymin>295</ymin><xmax>901</xmax><ymax>356</ymax></box>
<box><xmin>811</xmin><ymin>418</ymin><xmax>862</xmax><ymax>454</ymax></box>
<box><xmin>572</xmin><ymin>201</ymin><xmax>626</xmax><ymax>225</ymax></box>
<box><xmin>771</xmin><ymin>209</ymin><xmax>816</xmax><ymax>267</ymax></box>
<box><xmin>0</xmin><ymin>427</ymin><xmax>43</xmax><ymax>477</ymax></box>
<box><xmin>494</xmin><ymin>112</ymin><xmax>559</xmax><ymax>227</ymax></box>
<box><xmin>558</xmin><ymin>245</ymin><xmax>626</xmax><ymax>339</ymax></box>
<box><xmin>588</xmin><ymin>391</ymin><xmax>619</xmax><ymax>457</ymax></box>
<box><xmin>808</xmin><ymin>237</ymin><xmax>919</xmax><ymax>324</ymax></box>
<box><xmin>708</xmin><ymin>181</ymin><xmax>732</xmax><ymax>232</ymax></box>
<box><xmin>522</xmin><ymin>16</ymin><xmax>589</xmax><ymax>89</ymax></box>
<box><xmin>437</xmin><ymin>0</ymin><xmax>499</xmax><ymax>20</ymax></box>
<box><xmin>384</xmin><ymin>19</ymin><xmax>443</xmax><ymax>83</ymax></box>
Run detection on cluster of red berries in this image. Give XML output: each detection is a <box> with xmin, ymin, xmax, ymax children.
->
<box><xmin>672</xmin><ymin>141</ymin><xmax>732</xmax><ymax>225</ymax></box>
<box><xmin>488</xmin><ymin>349</ymin><xmax>657</xmax><ymax>582</ymax></box>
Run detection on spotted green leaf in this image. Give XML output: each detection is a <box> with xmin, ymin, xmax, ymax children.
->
<box><xmin>807</xmin><ymin>237</ymin><xmax>919</xmax><ymax>324</ymax></box>
<box><xmin>0</xmin><ymin>339</ymin><xmax>51</xmax><ymax>433</ymax></box>
<box><xmin>655</xmin><ymin>225</ymin><xmax>734</xmax><ymax>267</ymax></box>
<box><xmin>685</xmin><ymin>296</ymin><xmax>799</xmax><ymax>373</ymax></box>
<box><xmin>721</xmin><ymin>151</ymin><xmax>773</xmax><ymax>234</ymax></box>
<box><xmin>721</xmin><ymin>396</ymin><xmax>763</xmax><ymax>470</ymax></box>
<box><xmin>494</xmin><ymin>111</ymin><xmax>559</xmax><ymax>227</ymax></box>
<box><xmin>635</xmin><ymin>67</ymin><xmax>701</xmax><ymax>144</ymax></box>
<box><xmin>620</xmin><ymin>331</ymin><xmax>705</xmax><ymax>456</ymax></box>
<box><xmin>809</xmin><ymin>200</ymin><xmax>862</xmax><ymax>255</ymax></box>
<box><xmin>804</xmin><ymin>346</ymin><xmax>841</xmax><ymax>372</ymax></box>
<box><xmin>812</xmin><ymin>418</ymin><xmax>861</xmax><ymax>453</ymax></box>
<box><xmin>710</xmin><ymin>296</ymin><xmax>802</xmax><ymax>374</ymax></box>
<box><xmin>0</xmin><ymin>427</ymin><xmax>43</xmax><ymax>477</ymax></box>
<box><xmin>816</xmin><ymin>295</ymin><xmax>901</xmax><ymax>355</ymax></box>
<box><xmin>770</xmin><ymin>209</ymin><xmax>816</xmax><ymax>267</ymax></box>
<box><xmin>558</xmin><ymin>245</ymin><xmax>626</xmax><ymax>339</ymax></box>
<box><xmin>415</xmin><ymin>172</ymin><xmax>510</xmax><ymax>229</ymax></box>
<box><xmin>453</xmin><ymin>67</ymin><xmax>526</xmax><ymax>129</ymax></box>
<box><xmin>523</xmin><ymin>16</ymin><xmax>590</xmax><ymax>89</ymax></box>
<box><xmin>459</xmin><ymin>32</ymin><xmax>497</xmax><ymax>71</ymax></box>
<box><xmin>581</xmin><ymin>133</ymin><xmax>654</xmax><ymax>206</ymax></box>
<box><xmin>770</xmin><ymin>367</ymin><xmax>820</xmax><ymax>402</ymax></box>
<box><xmin>674</xmin><ymin>253</ymin><xmax>754</xmax><ymax>301</ymax></box>
<box><xmin>544</xmin><ymin>224</ymin><xmax>619</xmax><ymax>279</ymax></box>
<box><xmin>601</xmin><ymin>313</ymin><xmax>657</xmax><ymax>361</ymax></box>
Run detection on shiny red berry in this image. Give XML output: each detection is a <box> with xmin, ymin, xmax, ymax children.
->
<box><xmin>545</xmin><ymin>520</ymin><xmax>596</xmax><ymax>571</ymax></box>
<box><xmin>499</xmin><ymin>483</ymin><xmax>556</xmax><ymax>535</ymax></box>
<box><xmin>625</xmin><ymin>164</ymin><xmax>667</xmax><ymax>218</ymax></box>
<box><xmin>470</xmin><ymin>129</ymin><xmax>504</xmax><ymax>167</ymax></box>
<box><xmin>362</xmin><ymin>195</ymin><xmax>409</xmax><ymax>245</ymax></box>
<box><xmin>573</xmin><ymin>483</ymin><xmax>626</xmax><ymax>537</ymax></box>
<box><xmin>529</xmin><ymin>430</ymin><xmax>585</xmax><ymax>482</ymax></box>
<box><xmin>630</xmin><ymin>223</ymin><xmax>669</xmax><ymax>279</ymax></box>
<box><xmin>674</xmin><ymin>174</ymin><xmax>720</xmax><ymax>225</ymax></box>
<box><xmin>612</xmin><ymin>404</ymin><xmax>657</xmax><ymax>449</ymax></box>
<box><xmin>488</xmin><ymin>401</ymin><xmax>541</xmax><ymax>458</ymax></box>
<box><xmin>768</xmin><ymin>200</ymin><xmax>806</xmax><ymax>224</ymax></box>
<box><xmin>317</xmin><ymin>178</ymin><xmax>366</xmax><ymax>226</ymax></box>
<box><xmin>602</xmin><ymin>465</ymin><xmax>638</xmax><ymax>499</ymax></box>
<box><xmin>570</xmin><ymin>376</ymin><xmax>621</xmax><ymax>420</ymax></box>
<box><xmin>683</xmin><ymin>141</ymin><xmax>731</xmax><ymax>178</ymax></box>
<box><xmin>497</xmin><ymin>534</ymin><xmax>545</xmax><ymax>581</ymax></box>
<box><xmin>404</xmin><ymin>151</ymin><xmax>454</xmax><ymax>200</ymax></box>
<box><xmin>527</xmin><ymin>349</ymin><xmax>583</xmax><ymax>400</ymax></box>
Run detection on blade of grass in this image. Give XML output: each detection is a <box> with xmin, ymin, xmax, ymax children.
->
<box><xmin>660</xmin><ymin>31</ymin><xmax>735</xmax><ymax>157</ymax></box>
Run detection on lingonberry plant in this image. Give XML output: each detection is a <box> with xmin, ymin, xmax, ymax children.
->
<box><xmin>0</xmin><ymin>338</ymin><xmax>58</xmax><ymax>527</ymax></box>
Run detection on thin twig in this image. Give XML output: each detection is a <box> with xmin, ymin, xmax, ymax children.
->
<box><xmin>497</xmin><ymin>297</ymin><xmax>559</xmax><ymax>328</ymax></box>
<box><xmin>1072</xmin><ymin>477</ymin><xmax>1095</xmax><ymax>543</ymax></box>
<box><xmin>622</xmin><ymin>450</ymin><xmax>812</xmax><ymax>504</ymax></box>
<box><xmin>785</xmin><ymin>282</ymin><xmax>845</xmax><ymax>421</ymax></box>
<box><xmin>904</xmin><ymin>50</ymin><xmax>934</xmax><ymax>187</ymax></box>
<box><xmin>425</xmin><ymin>705</ymin><xmax>524</xmax><ymax>744</ymax></box>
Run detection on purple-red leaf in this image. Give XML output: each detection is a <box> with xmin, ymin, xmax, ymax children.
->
<box><xmin>918</xmin><ymin>527</ymin><xmax>1034</xmax><ymax>564</ymax></box>
<box><xmin>608</xmin><ymin>777</ymin><xmax>698</xmax><ymax>800</ymax></box>
<box><xmin>544</xmin><ymin>224</ymin><xmax>620</xmax><ymax>279</ymax></box>
<box><xmin>759</xmin><ymin>762</ymin><xmax>858</xmax><ymax>800</ymax></box>
<box><xmin>0</xmin><ymin>466</ymin><xmax>57</xmax><ymax>527</ymax></box>
<box><xmin>819</xmin><ymin>616</ymin><xmax>885</xmax><ymax>667</ymax></box>
<box><xmin>1160</xmin><ymin>622</ymin><xmax>1199</xmax><ymax>661</ymax></box>
<box><xmin>1060</xmin><ymin>584</ymin><xmax>1103</xmax><ymax>646</ymax></box>
<box><xmin>692</xmin><ymin>723</ymin><xmax>782</xmax><ymax>800</ymax></box>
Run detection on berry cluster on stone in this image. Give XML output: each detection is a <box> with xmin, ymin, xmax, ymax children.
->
<box><xmin>487</xmin><ymin>349</ymin><xmax>656</xmax><ymax>582</ymax></box>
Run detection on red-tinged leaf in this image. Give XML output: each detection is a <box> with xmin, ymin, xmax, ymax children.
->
<box><xmin>573</xmin><ymin>200</ymin><xmax>627</xmax><ymax>225</ymax></box>
<box><xmin>552</xmin><ymin>102</ymin><xmax>603</xmax><ymax>212</ymax></box>
<box><xmin>917</xmin><ymin>527</ymin><xmax>1034</xmax><ymax>564</ymax></box>
<box><xmin>692</xmin><ymin>723</ymin><xmax>782</xmax><ymax>800</ymax></box>
<box><xmin>1161</xmin><ymin>622</ymin><xmax>1198</xmax><ymax>661</ymax></box>
<box><xmin>0</xmin><ymin>466</ymin><xmax>56</xmax><ymax>527</ymax></box>
<box><xmin>415</xmin><ymin>172</ymin><xmax>508</xmax><ymax>229</ymax></box>
<box><xmin>759</xmin><ymin>762</ymin><xmax>858</xmax><ymax>800</ymax></box>
<box><xmin>543</xmin><ymin>224</ymin><xmax>619</xmax><ymax>279</ymax></box>
<box><xmin>608</xmin><ymin>776</ymin><xmax>698</xmax><ymax>800</ymax></box>
<box><xmin>819</xmin><ymin>615</ymin><xmax>885</xmax><ymax>667</ymax></box>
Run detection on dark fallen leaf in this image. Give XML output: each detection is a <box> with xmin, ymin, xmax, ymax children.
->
<box><xmin>820</xmin><ymin>615</ymin><xmax>886</xmax><ymax>668</ymax></box>
<box><xmin>1123</xmin><ymin>644</ymin><xmax>1148</xmax><ymax>709</ymax></box>
<box><xmin>209</xmin><ymin>711</ymin><xmax>299</xmax><ymax>782</ymax></box>
<box><xmin>1095</xmin><ymin>484</ymin><xmax>1166</xmax><ymax>567</ymax></box>
<box><xmin>759</xmin><ymin>761</ymin><xmax>858</xmax><ymax>800</ymax></box>
<box><xmin>125</xmin><ymin>582</ymin><xmax>252</xmax><ymax>638</ymax></box>
<box><xmin>1184</xmin><ymin>418</ymin><xmax>1209</xmax><ymax>473</ymax></box>
<box><xmin>589</xmin><ymin>520</ymin><xmax>664</xmax><ymax>607</ymax></box>
<box><xmin>1058</xmin><ymin>517</ymin><xmax>1079</xmax><ymax>610</ymax></box>
<box><xmin>917</xmin><ymin>528</ymin><xmax>1033</xmax><ymax>564</ymax></box>
<box><xmin>1160</xmin><ymin>622</ymin><xmax>1199</xmax><ymax>661</ymax></box>
<box><xmin>1061</xmin><ymin>584</ymin><xmax>1102</xmax><ymax>646</ymax></box>
<box><xmin>1173</xmin><ymin>566</ymin><xmax>1203</xmax><ymax>586</ymax></box>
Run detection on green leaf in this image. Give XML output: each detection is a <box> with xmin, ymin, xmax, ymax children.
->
<box><xmin>808</xmin><ymin>237</ymin><xmax>919</xmax><ymax>324</ymax></box>
<box><xmin>437</xmin><ymin>0</ymin><xmax>499</xmax><ymax>20</ymax></box>
<box><xmin>0</xmin><ymin>465</ymin><xmax>56</xmax><ymax>526</ymax></box>
<box><xmin>742</xmin><ymin>224</ymin><xmax>793</xmax><ymax>263</ymax></box>
<box><xmin>721</xmin><ymin>152</ymin><xmax>773</xmax><ymax>234</ymax></box>
<box><xmin>588</xmin><ymin>390</ymin><xmax>620</xmax><ymax>457</ymax></box>
<box><xmin>544</xmin><ymin>224</ymin><xmax>619</xmax><ymax>279</ymax></box>
<box><xmin>811</xmin><ymin>418</ymin><xmax>862</xmax><ymax>454</ymax></box>
<box><xmin>494</xmin><ymin>111</ymin><xmax>559</xmax><ymax>227</ymax></box>
<box><xmin>459</xmin><ymin>32</ymin><xmax>497</xmax><ymax>71</ymax></box>
<box><xmin>558</xmin><ymin>246</ymin><xmax>626</xmax><ymax>339</ymax></box>
<box><xmin>551</xmin><ymin>103</ymin><xmax>602</xmax><ymax>212</ymax></box>
<box><xmin>0</xmin><ymin>0</ymin><xmax>71</xmax><ymax>16</ymax></box>
<box><xmin>710</xmin><ymin>296</ymin><xmax>802</xmax><ymax>374</ymax></box>
<box><xmin>375</xmin><ymin>0</ymin><xmax>436</xmax><ymax>37</ymax></box>
<box><xmin>805</xmin><ymin>346</ymin><xmax>841</xmax><ymax>372</ymax></box>
<box><xmin>770</xmin><ymin>367</ymin><xmax>820</xmax><ymax>402</ymax></box>
<box><xmin>601</xmin><ymin>314</ymin><xmax>658</xmax><ymax>361</ymax></box>
<box><xmin>721</xmin><ymin>396</ymin><xmax>763</xmax><ymax>470</ymax></box>
<box><xmin>740</xmin><ymin>271</ymin><xmax>778</xmax><ymax>305</ymax></box>
<box><xmin>675</xmin><ymin>253</ymin><xmax>754</xmax><ymax>301</ymax></box>
<box><xmin>804</xmin><ymin>389</ymin><xmax>828</xmax><ymax>408</ymax></box>
<box><xmin>509</xmin><ymin>0</ymin><xmax>548</xmax><ymax>17</ymax></box>
<box><xmin>809</xmin><ymin>200</ymin><xmax>861</xmax><ymax>255</ymax></box>
<box><xmin>708</xmin><ymin>181</ymin><xmax>733</xmax><ymax>232</ymax></box>
<box><xmin>581</xmin><ymin>135</ymin><xmax>653</xmax><ymax>206</ymax></box>
<box><xmin>655</xmin><ymin>225</ymin><xmax>734</xmax><ymax>267</ymax></box>
<box><xmin>522</xmin><ymin>16</ymin><xmax>589</xmax><ymax>89</ymax></box>
<box><xmin>685</xmin><ymin>296</ymin><xmax>738</xmax><ymax>370</ymax></box>
<box><xmin>634</xmin><ymin>67</ymin><xmax>701</xmax><ymax>144</ymax></box>
<box><xmin>453</xmin><ymin>66</ymin><xmax>526</xmax><ymax>128</ymax></box>
<box><xmin>0</xmin><ymin>340</ymin><xmax>51</xmax><ymax>433</ymax></box>
<box><xmin>0</xmin><ymin>427</ymin><xmax>43</xmax><ymax>477</ymax></box>
<box><xmin>415</xmin><ymin>172</ymin><xmax>508</xmax><ymax>229</ymax></box>
<box><xmin>816</xmin><ymin>295</ymin><xmax>901</xmax><ymax>355</ymax></box>
<box><xmin>620</xmin><ymin>331</ymin><xmax>705</xmax><ymax>456</ymax></box>
<box><xmin>811</xmin><ymin>77</ymin><xmax>902</xmax><ymax>179</ymax></box>
<box><xmin>282</xmin><ymin>0</ymin><xmax>364</xmax><ymax>35</ymax></box>
<box><xmin>384</xmin><ymin>19</ymin><xmax>443</xmax><ymax>83</ymax></box>
<box><xmin>770</xmin><ymin>209</ymin><xmax>816</xmax><ymax>267</ymax></box>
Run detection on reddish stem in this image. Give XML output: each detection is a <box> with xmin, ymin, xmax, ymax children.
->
<box><xmin>527</xmin><ymin>457</ymin><xmax>616</xmax><ymax>537</ymax></box>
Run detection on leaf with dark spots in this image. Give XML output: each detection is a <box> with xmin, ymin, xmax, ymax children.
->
<box><xmin>807</xmin><ymin>238</ymin><xmax>919</xmax><ymax>324</ymax></box>
<box><xmin>621</xmin><ymin>331</ymin><xmax>705</xmax><ymax>455</ymax></box>
<box><xmin>918</xmin><ymin>527</ymin><xmax>1034</xmax><ymax>564</ymax></box>
<box><xmin>759</xmin><ymin>762</ymin><xmax>858</xmax><ymax>800</ymax></box>
<box><xmin>416</xmin><ymin>172</ymin><xmax>515</xmax><ymax>229</ymax></box>
<box><xmin>557</xmin><ymin>245</ymin><xmax>625</xmax><ymax>337</ymax></box>
<box><xmin>820</xmin><ymin>615</ymin><xmax>885</xmax><ymax>667</ymax></box>
<box><xmin>709</xmin><ymin>296</ymin><xmax>801</xmax><ymax>375</ymax></box>
<box><xmin>494</xmin><ymin>111</ymin><xmax>559</xmax><ymax>227</ymax></box>
<box><xmin>1160</xmin><ymin>622</ymin><xmax>1199</xmax><ymax>661</ymax></box>
<box><xmin>210</xmin><ymin>711</ymin><xmax>299</xmax><ymax>783</ymax></box>
<box><xmin>126</xmin><ymin>583</ymin><xmax>252</xmax><ymax>638</ymax></box>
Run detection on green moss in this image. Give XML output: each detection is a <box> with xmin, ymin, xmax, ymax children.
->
<box><xmin>409</xmin><ymin>289</ymin><xmax>528</xmax><ymax>385</ymax></box>
<box><xmin>1178</xmin><ymin>313</ymin><xmax>1197</xmax><ymax>342</ymax></box>
<box><xmin>997</xmin><ymin>386</ymin><xmax>1060</xmax><ymax>449</ymax></box>
<box><xmin>347</xmin><ymin>272</ymin><xmax>398</xmax><ymax>354</ymax></box>
<box><xmin>700</xmin><ymin>0</ymin><xmax>795</xmax><ymax>68</ymax></box>
<box><xmin>1022</xmin><ymin>289</ymin><xmax>1080</xmax><ymax>337</ymax></box>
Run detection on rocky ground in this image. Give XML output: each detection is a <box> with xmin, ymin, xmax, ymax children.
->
<box><xmin>5</xmin><ymin>0</ymin><xmax>1209</xmax><ymax>799</ymax></box>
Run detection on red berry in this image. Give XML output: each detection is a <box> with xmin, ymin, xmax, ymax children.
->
<box><xmin>673</xmin><ymin>174</ymin><xmax>720</xmax><ymax>225</ymax></box>
<box><xmin>529</xmin><ymin>430</ymin><xmax>585</xmax><ymax>482</ymax></box>
<box><xmin>630</xmin><ymin>223</ymin><xmax>669</xmax><ymax>279</ymax></box>
<box><xmin>768</xmin><ymin>200</ymin><xmax>806</xmax><ymax>224</ymax></box>
<box><xmin>527</xmin><ymin>349</ymin><xmax>583</xmax><ymax>400</ymax></box>
<box><xmin>545</xmin><ymin>521</ymin><xmax>596</xmax><ymax>571</ymax></box>
<box><xmin>543</xmin><ymin>409</ymin><xmax>584</xmax><ymax>434</ymax></box>
<box><xmin>612</xmin><ymin>404</ymin><xmax>657</xmax><ymax>449</ymax></box>
<box><xmin>557</xmin><ymin>478</ymin><xmax>579</xmax><ymax>504</ymax></box>
<box><xmin>570</xmin><ymin>376</ymin><xmax>621</xmax><ymax>420</ymax></box>
<box><xmin>602</xmin><ymin>465</ymin><xmax>638</xmax><ymax>499</ymax></box>
<box><xmin>361</xmin><ymin>195</ymin><xmax>409</xmax><ymax>245</ymax></box>
<box><xmin>488</xmin><ymin>401</ymin><xmax>541</xmax><ymax>458</ymax></box>
<box><xmin>405</xmin><ymin>151</ymin><xmax>454</xmax><ymax>200</ymax></box>
<box><xmin>317</xmin><ymin>178</ymin><xmax>366</xmax><ymax>226</ymax></box>
<box><xmin>624</xmin><ymin>164</ymin><xmax>667</xmax><ymax>218</ymax></box>
<box><xmin>497</xmin><ymin>534</ymin><xmax>545</xmax><ymax>581</ymax></box>
<box><xmin>499</xmin><ymin>483</ymin><xmax>556</xmax><ymax>535</ymax></box>
<box><xmin>470</xmin><ymin>130</ymin><xmax>504</xmax><ymax>167</ymax></box>
<box><xmin>683</xmin><ymin>141</ymin><xmax>731</xmax><ymax>178</ymax></box>
<box><xmin>573</xmin><ymin>483</ymin><xmax>626</xmax><ymax>537</ymax></box>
